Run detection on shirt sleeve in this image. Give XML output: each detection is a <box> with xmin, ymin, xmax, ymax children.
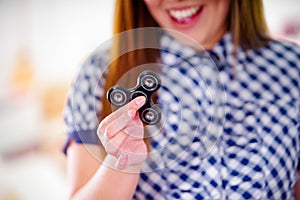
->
<box><xmin>62</xmin><ymin>52</ymin><xmax>108</xmax><ymax>155</ymax></box>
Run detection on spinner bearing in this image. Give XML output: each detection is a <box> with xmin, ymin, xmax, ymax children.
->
<box><xmin>107</xmin><ymin>70</ymin><xmax>161</xmax><ymax>125</ymax></box>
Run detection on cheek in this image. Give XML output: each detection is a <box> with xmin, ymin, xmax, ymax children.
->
<box><xmin>144</xmin><ymin>0</ymin><xmax>165</xmax><ymax>25</ymax></box>
<box><xmin>206</xmin><ymin>2</ymin><xmax>230</xmax><ymax>31</ymax></box>
<box><xmin>217</xmin><ymin>0</ymin><xmax>230</xmax><ymax>24</ymax></box>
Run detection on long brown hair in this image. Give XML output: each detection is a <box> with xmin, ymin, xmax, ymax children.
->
<box><xmin>101</xmin><ymin>0</ymin><xmax>271</xmax><ymax>121</ymax></box>
<box><xmin>228</xmin><ymin>0</ymin><xmax>270</xmax><ymax>49</ymax></box>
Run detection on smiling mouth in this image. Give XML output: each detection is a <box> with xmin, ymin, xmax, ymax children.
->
<box><xmin>169</xmin><ymin>5</ymin><xmax>203</xmax><ymax>24</ymax></box>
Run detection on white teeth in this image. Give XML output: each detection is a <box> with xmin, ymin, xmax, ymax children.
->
<box><xmin>169</xmin><ymin>6</ymin><xmax>200</xmax><ymax>20</ymax></box>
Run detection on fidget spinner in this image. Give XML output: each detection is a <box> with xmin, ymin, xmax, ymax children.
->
<box><xmin>107</xmin><ymin>70</ymin><xmax>161</xmax><ymax>125</ymax></box>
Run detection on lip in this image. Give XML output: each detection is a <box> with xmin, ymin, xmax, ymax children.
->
<box><xmin>168</xmin><ymin>5</ymin><xmax>204</xmax><ymax>28</ymax></box>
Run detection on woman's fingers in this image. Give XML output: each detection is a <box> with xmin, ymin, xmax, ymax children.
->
<box><xmin>123</xmin><ymin>124</ymin><xmax>144</xmax><ymax>139</ymax></box>
<box><xmin>97</xmin><ymin>96</ymin><xmax>146</xmax><ymax>139</ymax></box>
<box><xmin>101</xmin><ymin>96</ymin><xmax>146</xmax><ymax>127</ymax></box>
<box><xmin>104</xmin><ymin>113</ymin><xmax>132</xmax><ymax>138</ymax></box>
<box><xmin>126</xmin><ymin>142</ymin><xmax>148</xmax><ymax>166</ymax></box>
<box><xmin>104</xmin><ymin>128</ymin><xmax>147</xmax><ymax>169</ymax></box>
<box><xmin>112</xmin><ymin>135</ymin><xmax>147</xmax><ymax>169</ymax></box>
<box><xmin>105</xmin><ymin>131</ymin><xmax>128</xmax><ymax>156</ymax></box>
<box><xmin>105</xmin><ymin>123</ymin><xmax>145</xmax><ymax>156</ymax></box>
<box><xmin>97</xmin><ymin>96</ymin><xmax>148</xmax><ymax>169</ymax></box>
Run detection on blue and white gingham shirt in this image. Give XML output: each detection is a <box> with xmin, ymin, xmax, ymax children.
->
<box><xmin>63</xmin><ymin>32</ymin><xmax>300</xmax><ymax>199</ymax></box>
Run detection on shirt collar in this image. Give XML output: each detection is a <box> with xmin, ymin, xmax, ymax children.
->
<box><xmin>160</xmin><ymin>31</ymin><xmax>234</xmax><ymax>71</ymax></box>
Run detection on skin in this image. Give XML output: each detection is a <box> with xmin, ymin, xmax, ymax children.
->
<box><xmin>67</xmin><ymin>97</ymin><xmax>147</xmax><ymax>200</ymax></box>
<box><xmin>144</xmin><ymin>0</ymin><xmax>230</xmax><ymax>50</ymax></box>
<box><xmin>97</xmin><ymin>96</ymin><xmax>148</xmax><ymax>169</ymax></box>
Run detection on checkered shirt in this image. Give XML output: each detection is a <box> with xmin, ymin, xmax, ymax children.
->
<box><xmin>63</xmin><ymin>32</ymin><xmax>300</xmax><ymax>199</ymax></box>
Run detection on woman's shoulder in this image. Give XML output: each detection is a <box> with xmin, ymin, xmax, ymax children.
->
<box><xmin>251</xmin><ymin>38</ymin><xmax>300</xmax><ymax>75</ymax></box>
<box><xmin>62</xmin><ymin>44</ymin><xmax>111</xmax><ymax>141</ymax></box>
<box><xmin>267</xmin><ymin>38</ymin><xmax>300</xmax><ymax>61</ymax></box>
<box><xmin>74</xmin><ymin>44</ymin><xmax>111</xmax><ymax>83</ymax></box>
<box><xmin>66</xmin><ymin>43</ymin><xmax>112</xmax><ymax>118</ymax></box>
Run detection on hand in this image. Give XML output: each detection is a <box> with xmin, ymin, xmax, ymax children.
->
<box><xmin>97</xmin><ymin>96</ymin><xmax>148</xmax><ymax>170</ymax></box>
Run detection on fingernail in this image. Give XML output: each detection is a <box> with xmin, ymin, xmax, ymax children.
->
<box><xmin>135</xmin><ymin>96</ymin><xmax>145</xmax><ymax>106</ymax></box>
<box><xmin>127</xmin><ymin>109</ymin><xmax>135</xmax><ymax>118</ymax></box>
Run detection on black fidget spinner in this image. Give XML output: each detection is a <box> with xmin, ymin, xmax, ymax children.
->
<box><xmin>107</xmin><ymin>70</ymin><xmax>161</xmax><ymax>125</ymax></box>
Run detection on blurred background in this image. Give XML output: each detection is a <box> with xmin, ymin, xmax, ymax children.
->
<box><xmin>0</xmin><ymin>0</ymin><xmax>299</xmax><ymax>199</ymax></box>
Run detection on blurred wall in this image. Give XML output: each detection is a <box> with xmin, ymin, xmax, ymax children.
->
<box><xmin>0</xmin><ymin>0</ymin><xmax>115</xmax><ymax>200</ymax></box>
<box><xmin>0</xmin><ymin>0</ymin><xmax>114</xmax><ymax>95</ymax></box>
<box><xmin>264</xmin><ymin>0</ymin><xmax>300</xmax><ymax>44</ymax></box>
<box><xmin>0</xmin><ymin>0</ymin><xmax>115</xmax><ymax>149</ymax></box>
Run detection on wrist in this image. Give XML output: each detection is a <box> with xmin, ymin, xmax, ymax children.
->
<box><xmin>103</xmin><ymin>154</ymin><xmax>144</xmax><ymax>173</ymax></box>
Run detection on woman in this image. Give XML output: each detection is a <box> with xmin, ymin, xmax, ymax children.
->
<box><xmin>63</xmin><ymin>0</ymin><xmax>300</xmax><ymax>199</ymax></box>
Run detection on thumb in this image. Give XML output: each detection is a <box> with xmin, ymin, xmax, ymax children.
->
<box><xmin>126</xmin><ymin>96</ymin><xmax>146</xmax><ymax>118</ymax></box>
<box><xmin>129</xmin><ymin>96</ymin><xmax>146</xmax><ymax>110</ymax></box>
